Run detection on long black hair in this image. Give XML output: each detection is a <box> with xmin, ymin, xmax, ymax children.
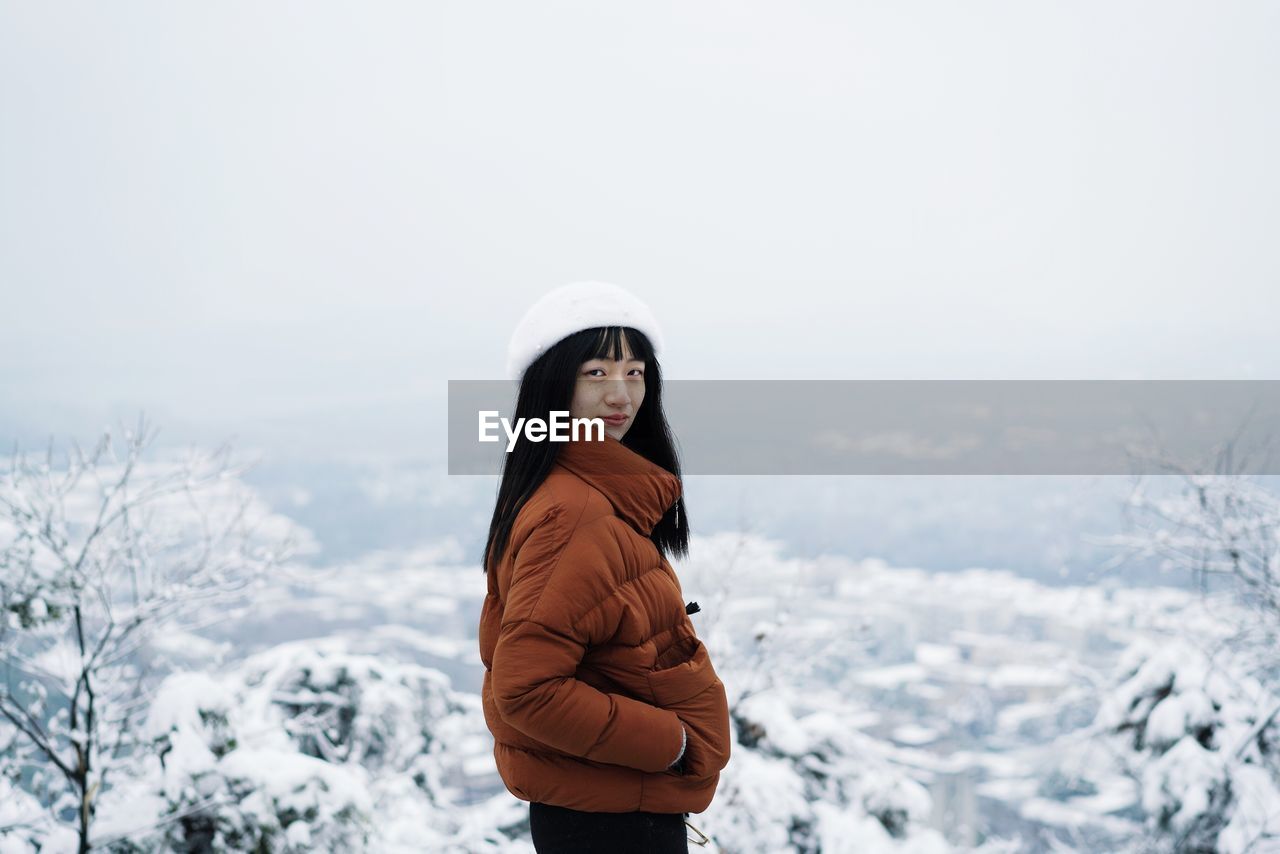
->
<box><xmin>482</xmin><ymin>325</ymin><xmax>689</xmax><ymax>574</ymax></box>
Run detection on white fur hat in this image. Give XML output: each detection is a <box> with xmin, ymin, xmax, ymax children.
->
<box><xmin>506</xmin><ymin>281</ymin><xmax>664</xmax><ymax>381</ymax></box>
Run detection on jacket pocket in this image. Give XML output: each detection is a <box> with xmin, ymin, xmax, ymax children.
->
<box><xmin>647</xmin><ymin>636</ymin><xmax>731</xmax><ymax>780</ymax></box>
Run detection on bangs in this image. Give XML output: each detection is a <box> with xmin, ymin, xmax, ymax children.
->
<box><xmin>586</xmin><ymin>326</ymin><xmax>652</xmax><ymax>364</ymax></box>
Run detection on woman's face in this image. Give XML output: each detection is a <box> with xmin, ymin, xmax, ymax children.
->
<box><xmin>569</xmin><ymin>338</ymin><xmax>646</xmax><ymax>441</ymax></box>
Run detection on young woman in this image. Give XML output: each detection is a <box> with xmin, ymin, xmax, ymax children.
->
<box><xmin>478</xmin><ymin>281</ymin><xmax>731</xmax><ymax>853</ymax></box>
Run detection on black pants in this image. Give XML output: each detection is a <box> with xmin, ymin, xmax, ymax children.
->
<box><xmin>529</xmin><ymin>801</ymin><xmax>689</xmax><ymax>853</ymax></box>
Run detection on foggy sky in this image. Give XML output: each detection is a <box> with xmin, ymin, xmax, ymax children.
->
<box><xmin>2</xmin><ymin>1</ymin><xmax>1278</xmax><ymax>454</ymax></box>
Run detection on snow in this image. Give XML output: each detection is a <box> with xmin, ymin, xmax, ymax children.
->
<box><xmin>27</xmin><ymin>640</ymin><xmax>85</xmax><ymax>694</ymax></box>
<box><xmin>852</xmin><ymin>663</ymin><xmax>930</xmax><ymax>687</ymax></box>
<box><xmin>986</xmin><ymin>665</ymin><xmax>1071</xmax><ymax>690</ymax></box>
<box><xmin>1067</xmin><ymin>777</ymin><xmax>1142</xmax><ymax>816</ymax></box>
<box><xmin>1141</xmin><ymin>736</ymin><xmax>1228</xmax><ymax>833</ymax></box>
<box><xmin>976</xmin><ymin>777</ymin><xmax>1040</xmax><ymax>801</ymax></box>
<box><xmin>995</xmin><ymin>701</ymin><xmax>1055</xmax><ymax>733</ymax></box>
<box><xmin>736</xmin><ymin>692</ymin><xmax>813</xmax><ymax>756</ymax></box>
<box><xmin>1018</xmin><ymin>796</ymin><xmax>1135</xmax><ymax>835</ymax></box>
<box><xmin>0</xmin><ymin>776</ymin><xmax>46</xmax><ymax>853</ymax></box>
<box><xmin>891</xmin><ymin>724</ymin><xmax>940</xmax><ymax>746</ymax></box>
<box><xmin>1217</xmin><ymin>763</ymin><xmax>1280</xmax><ymax>854</ymax></box>
<box><xmin>6</xmin><ymin>468</ymin><xmax>1280</xmax><ymax>854</ymax></box>
<box><xmin>914</xmin><ymin>643</ymin><xmax>961</xmax><ymax>667</ymax></box>
<box><xmin>218</xmin><ymin>746</ymin><xmax>374</xmax><ymax>822</ymax></box>
<box><xmin>811</xmin><ymin>800</ymin><xmax>940</xmax><ymax>854</ymax></box>
<box><xmin>1146</xmin><ymin>689</ymin><xmax>1217</xmax><ymax>750</ymax></box>
<box><xmin>144</xmin><ymin>671</ymin><xmax>236</xmax><ymax>741</ymax></box>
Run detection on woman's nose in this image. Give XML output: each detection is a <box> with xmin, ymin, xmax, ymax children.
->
<box><xmin>603</xmin><ymin>381</ymin><xmax>632</xmax><ymax>404</ymax></box>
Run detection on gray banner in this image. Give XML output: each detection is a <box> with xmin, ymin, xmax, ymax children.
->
<box><xmin>448</xmin><ymin>380</ymin><xmax>1280</xmax><ymax>475</ymax></box>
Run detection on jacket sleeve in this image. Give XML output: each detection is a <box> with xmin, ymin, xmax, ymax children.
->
<box><xmin>669</xmin><ymin>724</ymin><xmax>687</xmax><ymax>768</ymax></box>
<box><xmin>490</xmin><ymin>510</ymin><xmax>685</xmax><ymax>774</ymax></box>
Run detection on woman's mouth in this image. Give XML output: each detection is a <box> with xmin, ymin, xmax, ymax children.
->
<box><xmin>602</xmin><ymin>414</ymin><xmax>629</xmax><ymax>425</ymax></box>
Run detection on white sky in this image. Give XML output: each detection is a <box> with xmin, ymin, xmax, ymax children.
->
<box><xmin>2</xmin><ymin>1</ymin><xmax>1278</xmax><ymax>449</ymax></box>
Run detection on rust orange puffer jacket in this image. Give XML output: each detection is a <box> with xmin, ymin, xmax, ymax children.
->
<box><xmin>479</xmin><ymin>433</ymin><xmax>732</xmax><ymax>814</ymax></box>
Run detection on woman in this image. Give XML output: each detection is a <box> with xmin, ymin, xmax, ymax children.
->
<box><xmin>478</xmin><ymin>281</ymin><xmax>731</xmax><ymax>853</ymax></box>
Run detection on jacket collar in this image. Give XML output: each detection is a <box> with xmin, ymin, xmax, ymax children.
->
<box><xmin>555</xmin><ymin>433</ymin><xmax>682</xmax><ymax>536</ymax></box>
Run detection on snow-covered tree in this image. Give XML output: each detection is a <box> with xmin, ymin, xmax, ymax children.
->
<box><xmin>671</xmin><ymin>532</ymin><xmax>955</xmax><ymax>852</ymax></box>
<box><xmin>1091</xmin><ymin>458</ymin><xmax>1280</xmax><ymax>852</ymax></box>
<box><xmin>713</xmin><ymin>691</ymin><xmax>950</xmax><ymax>853</ymax></box>
<box><xmin>86</xmin><ymin>639</ymin><xmax>527</xmax><ymax>853</ymax></box>
<box><xmin>1077</xmin><ymin>631</ymin><xmax>1280</xmax><ymax>853</ymax></box>
<box><xmin>0</xmin><ymin>414</ymin><xmax>308</xmax><ymax>852</ymax></box>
